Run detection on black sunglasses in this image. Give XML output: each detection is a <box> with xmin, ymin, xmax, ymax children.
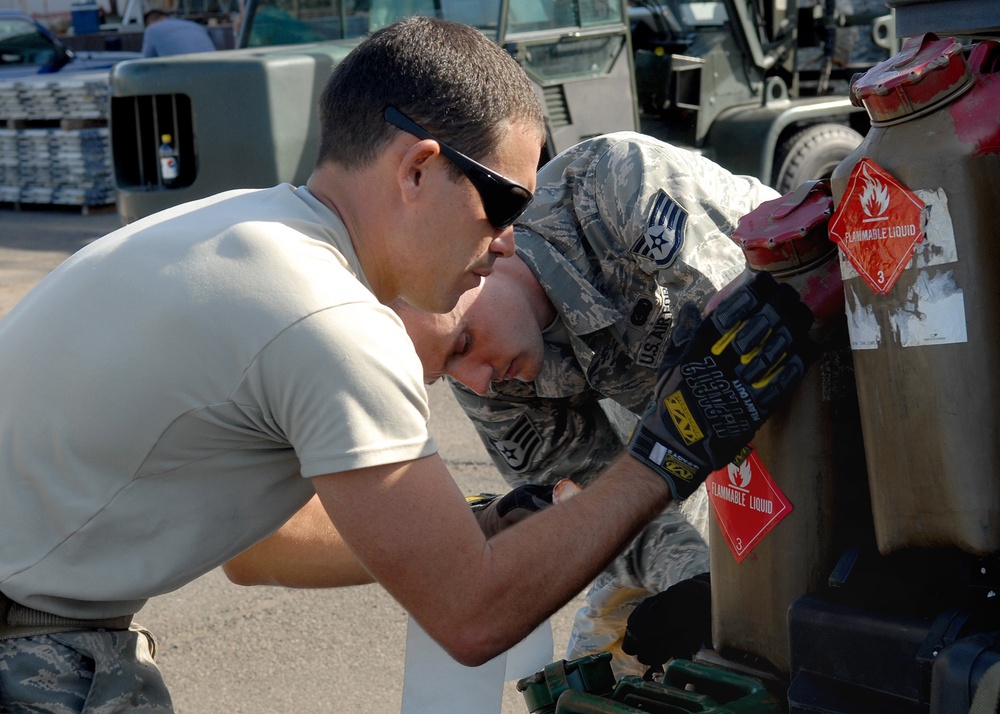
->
<box><xmin>383</xmin><ymin>106</ymin><xmax>533</xmax><ymax>231</ymax></box>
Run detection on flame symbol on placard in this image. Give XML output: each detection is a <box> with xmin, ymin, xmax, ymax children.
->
<box><xmin>859</xmin><ymin>164</ymin><xmax>890</xmax><ymax>218</ymax></box>
<box><xmin>728</xmin><ymin>460</ymin><xmax>752</xmax><ymax>489</ymax></box>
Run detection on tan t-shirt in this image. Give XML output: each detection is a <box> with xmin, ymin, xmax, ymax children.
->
<box><xmin>0</xmin><ymin>184</ymin><xmax>436</xmax><ymax>618</ymax></box>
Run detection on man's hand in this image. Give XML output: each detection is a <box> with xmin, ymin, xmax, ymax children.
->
<box><xmin>468</xmin><ymin>484</ymin><xmax>554</xmax><ymax>538</ymax></box>
<box><xmin>627</xmin><ymin>271</ymin><xmax>814</xmax><ymax>500</ymax></box>
<box><xmin>622</xmin><ymin>572</ymin><xmax>712</xmax><ymax>666</ymax></box>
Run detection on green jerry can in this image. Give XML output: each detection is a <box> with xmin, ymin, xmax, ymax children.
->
<box><xmin>518</xmin><ymin>654</ymin><xmax>782</xmax><ymax>713</ymax></box>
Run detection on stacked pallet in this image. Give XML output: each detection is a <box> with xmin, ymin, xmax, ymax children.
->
<box><xmin>0</xmin><ymin>71</ymin><xmax>115</xmax><ymax>208</ymax></box>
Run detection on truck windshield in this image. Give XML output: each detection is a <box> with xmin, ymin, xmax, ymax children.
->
<box><xmin>243</xmin><ymin>0</ymin><xmax>503</xmax><ymax>46</ymax></box>
<box><xmin>242</xmin><ymin>0</ymin><xmax>627</xmax><ymax>47</ymax></box>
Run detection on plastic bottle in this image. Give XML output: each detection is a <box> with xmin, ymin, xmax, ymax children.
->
<box><xmin>159</xmin><ymin>133</ymin><xmax>179</xmax><ymax>187</ymax></box>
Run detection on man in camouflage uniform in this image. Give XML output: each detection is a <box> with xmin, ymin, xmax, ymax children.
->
<box><xmin>402</xmin><ymin>131</ymin><xmax>779</xmax><ymax>677</ymax></box>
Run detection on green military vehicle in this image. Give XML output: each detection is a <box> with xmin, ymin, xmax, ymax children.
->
<box><xmin>109</xmin><ymin>0</ymin><xmax>641</xmax><ymax>223</ymax></box>
<box><xmin>109</xmin><ymin>0</ymin><xmax>893</xmax><ymax>222</ymax></box>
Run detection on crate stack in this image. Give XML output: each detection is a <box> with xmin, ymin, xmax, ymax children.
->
<box><xmin>0</xmin><ymin>71</ymin><xmax>116</xmax><ymax>208</ymax></box>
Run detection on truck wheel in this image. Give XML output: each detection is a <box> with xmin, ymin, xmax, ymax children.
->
<box><xmin>772</xmin><ymin>124</ymin><xmax>864</xmax><ymax>194</ymax></box>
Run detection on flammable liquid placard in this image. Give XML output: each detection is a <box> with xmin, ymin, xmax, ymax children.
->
<box><xmin>707</xmin><ymin>449</ymin><xmax>792</xmax><ymax>563</ymax></box>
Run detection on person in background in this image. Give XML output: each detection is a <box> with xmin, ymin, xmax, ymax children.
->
<box><xmin>141</xmin><ymin>9</ymin><xmax>216</xmax><ymax>57</ymax></box>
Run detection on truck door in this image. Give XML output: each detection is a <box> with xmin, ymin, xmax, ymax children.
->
<box><xmin>501</xmin><ymin>0</ymin><xmax>640</xmax><ymax>160</ymax></box>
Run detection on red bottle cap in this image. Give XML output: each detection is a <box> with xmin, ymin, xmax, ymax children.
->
<box><xmin>732</xmin><ymin>180</ymin><xmax>835</xmax><ymax>274</ymax></box>
<box><xmin>851</xmin><ymin>33</ymin><xmax>973</xmax><ymax>124</ymax></box>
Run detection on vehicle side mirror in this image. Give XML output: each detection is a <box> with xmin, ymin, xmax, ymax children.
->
<box><xmin>47</xmin><ymin>43</ymin><xmax>73</xmax><ymax>71</ymax></box>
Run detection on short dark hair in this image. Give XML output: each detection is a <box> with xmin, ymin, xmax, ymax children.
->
<box><xmin>143</xmin><ymin>9</ymin><xmax>169</xmax><ymax>24</ymax></box>
<box><xmin>316</xmin><ymin>17</ymin><xmax>545</xmax><ymax>173</ymax></box>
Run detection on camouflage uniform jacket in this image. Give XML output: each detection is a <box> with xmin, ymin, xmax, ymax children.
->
<box><xmin>450</xmin><ymin>132</ymin><xmax>779</xmax><ymax>489</ymax></box>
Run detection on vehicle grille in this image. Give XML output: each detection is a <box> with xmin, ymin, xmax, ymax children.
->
<box><xmin>111</xmin><ymin>94</ymin><xmax>195</xmax><ymax>189</ymax></box>
<box><xmin>543</xmin><ymin>84</ymin><xmax>571</xmax><ymax>128</ymax></box>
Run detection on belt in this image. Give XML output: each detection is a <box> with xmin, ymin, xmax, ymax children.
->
<box><xmin>0</xmin><ymin>592</ymin><xmax>133</xmax><ymax>641</ymax></box>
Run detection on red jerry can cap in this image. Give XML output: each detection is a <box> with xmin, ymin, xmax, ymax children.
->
<box><xmin>732</xmin><ymin>179</ymin><xmax>835</xmax><ymax>274</ymax></box>
<box><xmin>851</xmin><ymin>33</ymin><xmax>973</xmax><ymax>124</ymax></box>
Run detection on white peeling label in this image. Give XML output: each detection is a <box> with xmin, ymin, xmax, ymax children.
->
<box><xmin>913</xmin><ymin>189</ymin><xmax>957</xmax><ymax>267</ymax></box>
<box><xmin>845</xmin><ymin>284</ymin><xmax>881</xmax><ymax>350</ymax></box>
<box><xmin>891</xmin><ymin>270</ymin><xmax>967</xmax><ymax>347</ymax></box>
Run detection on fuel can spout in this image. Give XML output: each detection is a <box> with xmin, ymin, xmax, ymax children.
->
<box><xmin>731</xmin><ymin>179</ymin><xmax>842</xmax><ymax>326</ymax></box>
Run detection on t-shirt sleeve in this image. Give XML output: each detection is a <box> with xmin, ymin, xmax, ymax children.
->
<box><xmin>244</xmin><ymin>300</ymin><xmax>437</xmax><ymax>477</ymax></box>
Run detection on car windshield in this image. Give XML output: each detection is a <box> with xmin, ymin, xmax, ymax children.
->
<box><xmin>0</xmin><ymin>17</ymin><xmax>57</xmax><ymax>67</ymax></box>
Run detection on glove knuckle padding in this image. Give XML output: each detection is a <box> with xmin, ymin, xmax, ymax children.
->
<box><xmin>739</xmin><ymin>325</ymin><xmax>791</xmax><ymax>385</ymax></box>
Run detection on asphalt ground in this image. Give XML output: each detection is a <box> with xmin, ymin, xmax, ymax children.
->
<box><xmin>0</xmin><ymin>205</ymin><xmax>585</xmax><ymax>714</ymax></box>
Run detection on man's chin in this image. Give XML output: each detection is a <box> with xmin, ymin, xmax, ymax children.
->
<box><xmin>403</xmin><ymin>276</ymin><xmax>480</xmax><ymax>314</ymax></box>
<box><xmin>405</xmin><ymin>293</ymin><xmax>460</xmax><ymax>315</ymax></box>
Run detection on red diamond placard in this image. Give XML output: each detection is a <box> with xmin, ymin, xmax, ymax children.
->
<box><xmin>707</xmin><ymin>449</ymin><xmax>792</xmax><ymax>563</ymax></box>
<box><xmin>829</xmin><ymin>158</ymin><xmax>926</xmax><ymax>295</ymax></box>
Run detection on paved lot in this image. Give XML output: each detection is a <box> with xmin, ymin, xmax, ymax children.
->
<box><xmin>0</xmin><ymin>205</ymin><xmax>584</xmax><ymax>714</ymax></box>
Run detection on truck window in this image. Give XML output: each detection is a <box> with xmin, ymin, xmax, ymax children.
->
<box><xmin>244</xmin><ymin>0</ymin><xmax>503</xmax><ymax>46</ymax></box>
<box><xmin>517</xmin><ymin>34</ymin><xmax>625</xmax><ymax>80</ymax></box>
<box><xmin>508</xmin><ymin>0</ymin><xmax>622</xmax><ymax>33</ymax></box>
<box><xmin>675</xmin><ymin>1</ymin><xmax>726</xmax><ymax>27</ymax></box>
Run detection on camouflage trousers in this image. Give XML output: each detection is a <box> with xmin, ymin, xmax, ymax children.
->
<box><xmin>0</xmin><ymin>624</ymin><xmax>173</xmax><ymax>713</ymax></box>
<box><xmin>564</xmin><ymin>486</ymin><xmax>710</xmax><ymax>679</ymax></box>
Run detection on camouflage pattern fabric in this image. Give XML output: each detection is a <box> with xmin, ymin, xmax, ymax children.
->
<box><xmin>0</xmin><ymin>624</ymin><xmax>172</xmax><ymax>713</ymax></box>
<box><xmin>450</xmin><ymin>132</ymin><xmax>778</xmax><ymax>678</ymax></box>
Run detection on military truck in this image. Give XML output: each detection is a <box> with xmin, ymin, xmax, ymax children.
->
<box><xmin>629</xmin><ymin>0</ymin><xmax>896</xmax><ymax>193</ymax></box>
<box><xmin>109</xmin><ymin>0</ymin><xmax>641</xmax><ymax>223</ymax></box>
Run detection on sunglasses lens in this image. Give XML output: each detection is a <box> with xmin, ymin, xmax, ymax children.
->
<box><xmin>481</xmin><ymin>181</ymin><xmax>533</xmax><ymax>230</ymax></box>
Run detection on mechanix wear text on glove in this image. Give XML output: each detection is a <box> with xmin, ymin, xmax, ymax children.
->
<box><xmin>627</xmin><ymin>271</ymin><xmax>815</xmax><ymax>500</ymax></box>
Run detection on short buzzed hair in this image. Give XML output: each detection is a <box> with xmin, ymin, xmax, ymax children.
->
<box><xmin>316</xmin><ymin>17</ymin><xmax>545</xmax><ymax>172</ymax></box>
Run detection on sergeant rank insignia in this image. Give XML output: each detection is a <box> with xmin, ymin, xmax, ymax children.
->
<box><xmin>631</xmin><ymin>189</ymin><xmax>687</xmax><ymax>267</ymax></box>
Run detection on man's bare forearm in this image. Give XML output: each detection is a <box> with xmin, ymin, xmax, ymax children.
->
<box><xmin>313</xmin><ymin>452</ymin><xmax>671</xmax><ymax>666</ymax></box>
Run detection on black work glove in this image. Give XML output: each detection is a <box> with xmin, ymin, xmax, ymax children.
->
<box><xmin>622</xmin><ymin>572</ymin><xmax>712</xmax><ymax>666</ymax></box>
<box><xmin>626</xmin><ymin>271</ymin><xmax>815</xmax><ymax>500</ymax></box>
<box><xmin>468</xmin><ymin>484</ymin><xmax>554</xmax><ymax>538</ymax></box>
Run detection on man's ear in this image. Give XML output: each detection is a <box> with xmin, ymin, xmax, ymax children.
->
<box><xmin>397</xmin><ymin>139</ymin><xmax>441</xmax><ymax>205</ymax></box>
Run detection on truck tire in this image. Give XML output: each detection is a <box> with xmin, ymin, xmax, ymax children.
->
<box><xmin>772</xmin><ymin>124</ymin><xmax>864</xmax><ymax>194</ymax></box>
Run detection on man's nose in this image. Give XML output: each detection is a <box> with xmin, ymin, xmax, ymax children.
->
<box><xmin>489</xmin><ymin>226</ymin><xmax>515</xmax><ymax>258</ymax></box>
